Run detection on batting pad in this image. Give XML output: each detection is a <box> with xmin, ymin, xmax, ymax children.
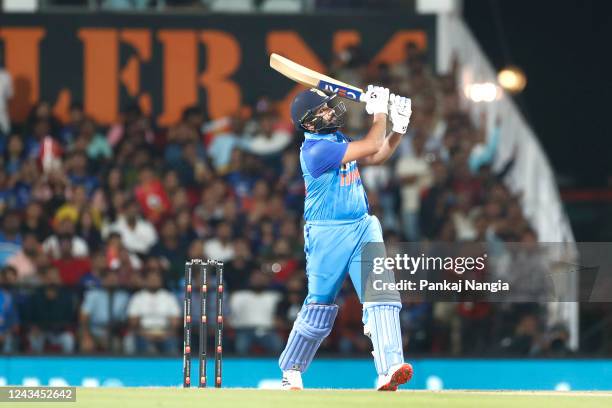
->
<box><xmin>363</xmin><ymin>302</ymin><xmax>404</xmax><ymax>375</ymax></box>
<box><xmin>278</xmin><ymin>303</ymin><xmax>339</xmax><ymax>372</ymax></box>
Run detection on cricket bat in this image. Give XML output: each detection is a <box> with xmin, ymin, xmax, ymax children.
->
<box><xmin>269</xmin><ymin>53</ymin><xmax>366</xmax><ymax>102</ymax></box>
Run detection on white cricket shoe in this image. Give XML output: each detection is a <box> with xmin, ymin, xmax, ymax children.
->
<box><xmin>281</xmin><ymin>369</ymin><xmax>304</xmax><ymax>390</ymax></box>
<box><xmin>376</xmin><ymin>363</ymin><xmax>413</xmax><ymax>391</ymax></box>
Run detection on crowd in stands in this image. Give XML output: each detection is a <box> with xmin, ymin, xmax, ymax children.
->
<box><xmin>0</xmin><ymin>42</ymin><xmax>573</xmax><ymax>358</ymax></box>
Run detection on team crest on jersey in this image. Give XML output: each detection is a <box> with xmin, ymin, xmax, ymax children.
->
<box><xmin>340</xmin><ymin>161</ymin><xmax>361</xmax><ymax>187</ymax></box>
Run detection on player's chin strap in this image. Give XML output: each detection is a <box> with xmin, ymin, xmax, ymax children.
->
<box><xmin>278</xmin><ymin>303</ymin><xmax>339</xmax><ymax>373</ymax></box>
<box><xmin>363</xmin><ymin>302</ymin><xmax>404</xmax><ymax>376</ymax></box>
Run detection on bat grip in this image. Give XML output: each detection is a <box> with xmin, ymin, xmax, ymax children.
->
<box><xmin>358</xmin><ymin>93</ymin><xmax>395</xmax><ymax>110</ymax></box>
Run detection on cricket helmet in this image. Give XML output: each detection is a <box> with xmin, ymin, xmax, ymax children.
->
<box><xmin>290</xmin><ymin>88</ymin><xmax>346</xmax><ymax>134</ymax></box>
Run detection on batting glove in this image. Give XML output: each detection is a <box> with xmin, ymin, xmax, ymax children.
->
<box><xmin>389</xmin><ymin>94</ymin><xmax>412</xmax><ymax>134</ymax></box>
<box><xmin>364</xmin><ymin>85</ymin><xmax>390</xmax><ymax>115</ymax></box>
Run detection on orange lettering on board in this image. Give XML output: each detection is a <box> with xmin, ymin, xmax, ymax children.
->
<box><xmin>200</xmin><ymin>31</ymin><xmax>241</xmax><ymax>119</ymax></box>
<box><xmin>120</xmin><ymin>29</ymin><xmax>152</xmax><ymax>116</ymax></box>
<box><xmin>333</xmin><ymin>30</ymin><xmax>361</xmax><ymax>55</ymax></box>
<box><xmin>53</xmin><ymin>90</ymin><xmax>72</xmax><ymax>124</ymax></box>
<box><xmin>157</xmin><ymin>30</ymin><xmax>198</xmax><ymax>127</ymax></box>
<box><xmin>0</xmin><ymin>28</ymin><xmax>46</xmax><ymax>122</ymax></box>
<box><xmin>372</xmin><ymin>31</ymin><xmax>427</xmax><ymax>66</ymax></box>
<box><xmin>78</xmin><ymin>29</ymin><xmax>119</xmax><ymax>124</ymax></box>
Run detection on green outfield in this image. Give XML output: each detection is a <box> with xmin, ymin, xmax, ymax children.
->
<box><xmin>12</xmin><ymin>388</ymin><xmax>612</xmax><ymax>408</ymax></box>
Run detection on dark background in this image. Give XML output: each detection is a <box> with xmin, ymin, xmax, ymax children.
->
<box><xmin>464</xmin><ymin>0</ymin><xmax>612</xmax><ymax>188</ymax></box>
<box><xmin>0</xmin><ymin>13</ymin><xmax>435</xmax><ymax>125</ymax></box>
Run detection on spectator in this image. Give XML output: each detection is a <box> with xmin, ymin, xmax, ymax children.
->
<box><xmin>176</xmin><ymin>141</ymin><xmax>211</xmax><ymax>187</ymax></box>
<box><xmin>246</xmin><ymin>179</ymin><xmax>271</xmax><ymax>218</ymax></box>
<box><xmin>53</xmin><ymin>185</ymin><xmax>91</xmax><ymax>225</ymax></box>
<box><xmin>203</xmin><ymin>222</ymin><xmax>235</xmax><ymax>263</ymax></box>
<box><xmin>182</xmin><ymin>105</ymin><xmax>205</xmax><ymax>135</ymax></box>
<box><xmin>151</xmin><ymin>219</ymin><xmax>185</xmax><ymax>286</ymax></box>
<box><xmin>79</xmin><ymin>250</ymin><xmax>106</xmax><ymax>289</ymax></box>
<box><xmin>59</xmin><ymin>102</ymin><xmax>85</xmax><ymax>146</ymax></box>
<box><xmin>107</xmin><ymin>104</ymin><xmax>154</xmax><ymax>148</ymax></box>
<box><xmin>6</xmin><ymin>232</ymin><xmax>41</xmax><ymax>283</ymax></box>
<box><xmin>244</xmin><ymin>109</ymin><xmax>291</xmax><ymax>160</ymax></box>
<box><xmin>162</xmin><ymin>170</ymin><xmax>181</xmax><ymax>201</ymax></box>
<box><xmin>50</xmin><ymin>234</ymin><xmax>92</xmax><ymax>286</ymax></box>
<box><xmin>0</xmin><ymin>211</ymin><xmax>22</xmax><ymax>266</ymax></box>
<box><xmin>24</xmin><ymin>267</ymin><xmax>77</xmax><ymax>353</ymax></box>
<box><xmin>102</xmin><ymin>200</ymin><xmax>158</xmax><ymax>255</ymax></box>
<box><xmin>207</xmin><ymin>115</ymin><xmax>246</xmax><ymax>174</ymax></box>
<box><xmin>126</xmin><ymin>269</ymin><xmax>180</xmax><ymax>354</ymax></box>
<box><xmin>275</xmin><ymin>276</ymin><xmax>305</xmax><ymax>339</ymax></box>
<box><xmin>0</xmin><ymin>169</ymin><xmax>9</xmax><ymax>213</ymax></box>
<box><xmin>26</xmin><ymin>101</ymin><xmax>61</xmax><ymax>139</ymax></box>
<box><xmin>165</xmin><ymin>106</ymin><xmax>205</xmax><ymax>168</ymax></box>
<box><xmin>224</xmin><ymin>238</ymin><xmax>256</xmax><ymax>292</ymax></box>
<box><xmin>66</xmin><ymin>151</ymin><xmax>99</xmax><ymax>196</ymax></box>
<box><xmin>21</xmin><ymin>201</ymin><xmax>51</xmax><ymax>241</ymax></box>
<box><xmin>43</xmin><ymin>218</ymin><xmax>89</xmax><ymax>259</ymax></box>
<box><xmin>419</xmin><ymin>161</ymin><xmax>450</xmax><ymax>239</ymax></box>
<box><xmin>540</xmin><ymin>324</ymin><xmax>573</xmax><ymax>357</ymax></box>
<box><xmin>0</xmin><ymin>267</ymin><xmax>19</xmax><ymax>352</ymax></box>
<box><xmin>105</xmin><ymin>232</ymin><xmax>141</xmax><ymax>286</ymax></box>
<box><xmin>395</xmin><ymin>131</ymin><xmax>432</xmax><ymax>241</ymax></box>
<box><xmin>229</xmin><ymin>270</ymin><xmax>282</xmax><ymax>354</ymax></box>
<box><xmin>175</xmin><ymin>208</ymin><xmax>198</xmax><ymax>246</ymax></box>
<box><xmin>77</xmin><ymin>117</ymin><xmax>112</xmax><ymax>161</ymax></box>
<box><xmin>224</xmin><ymin>149</ymin><xmax>258</xmax><ymax>208</ymax></box>
<box><xmin>263</xmin><ymin>240</ymin><xmax>299</xmax><ymax>284</ymax></box>
<box><xmin>134</xmin><ymin>167</ymin><xmax>171</xmax><ymax>224</ymax></box>
<box><xmin>79</xmin><ymin>268</ymin><xmax>130</xmax><ymax>352</ymax></box>
<box><xmin>102</xmin><ymin>168</ymin><xmax>127</xmax><ymax>222</ymax></box>
<box><xmin>4</xmin><ymin>134</ymin><xmax>25</xmax><ymax>176</ymax></box>
<box><xmin>399</xmin><ymin>301</ymin><xmax>433</xmax><ymax>353</ymax></box>
<box><xmin>469</xmin><ymin>114</ymin><xmax>501</xmax><ymax>174</ymax></box>
<box><xmin>24</xmin><ymin>119</ymin><xmax>51</xmax><ymax>159</ymax></box>
<box><xmin>499</xmin><ymin>313</ymin><xmax>541</xmax><ymax>356</ymax></box>
<box><xmin>76</xmin><ymin>207</ymin><xmax>103</xmax><ymax>251</ymax></box>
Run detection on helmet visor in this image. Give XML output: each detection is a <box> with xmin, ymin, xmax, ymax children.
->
<box><xmin>300</xmin><ymin>96</ymin><xmax>347</xmax><ymax>133</ymax></box>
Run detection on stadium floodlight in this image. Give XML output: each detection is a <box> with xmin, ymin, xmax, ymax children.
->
<box><xmin>497</xmin><ymin>66</ymin><xmax>527</xmax><ymax>93</ymax></box>
<box><xmin>464</xmin><ymin>82</ymin><xmax>500</xmax><ymax>103</ymax></box>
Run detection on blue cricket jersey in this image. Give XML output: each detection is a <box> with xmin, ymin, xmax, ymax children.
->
<box><xmin>300</xmin><ymin>131</ymin><xmax>369</xmax><ymax>221</ymax></box>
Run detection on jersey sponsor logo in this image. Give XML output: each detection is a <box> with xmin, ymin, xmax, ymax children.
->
<box><xmin>339</xmin><ymin>161</ymin><xmax>361</xmax><ymax>187</ymax></box>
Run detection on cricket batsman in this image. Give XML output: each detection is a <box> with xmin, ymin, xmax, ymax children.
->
<box><xmin>279</xmin><ymin>85</ymin><xmax>413</xmax><ymax>390</ymax></box>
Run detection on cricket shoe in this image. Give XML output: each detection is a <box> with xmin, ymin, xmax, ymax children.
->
<box><xmin>376</xmin><ymin>363</ymin><xmax>413</xmax><ymax>391</ymax></box>
<box><xmin>281</xmin><ymin>369</ymin><xmax>303</xmax><ymax>390</ymax></box>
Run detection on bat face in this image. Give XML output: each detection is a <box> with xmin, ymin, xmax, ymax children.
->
<box><xmin>269</xmin><ymin>53</ymin><xmax>365</xmax><ymax>102</ymax></box>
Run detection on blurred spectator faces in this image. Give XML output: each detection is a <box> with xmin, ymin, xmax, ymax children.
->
<box><xmin>145</xmin><ymin>268</ymin><xmax>163</xmax><ymax>292</ymax></box>
<box><xmin>1</xmin><ymin>265</ymin><xmax>18</xmax><ymax>286</ymax></box>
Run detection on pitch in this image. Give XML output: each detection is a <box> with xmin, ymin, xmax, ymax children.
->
<box><xmin>15</xmin><ymin>388</ymin><xmax>612</xmax><ymax>408</ymax></box>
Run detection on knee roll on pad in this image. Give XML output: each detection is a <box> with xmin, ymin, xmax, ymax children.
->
<box><xmin>363</xmin><ymin>302</ymin><xmax>404</xmax><ymax>376</ymax></box>
<box><xmin>278</xmin><ymin>303</ymin><xmax>338</xmax><ymax>372</ymax></box>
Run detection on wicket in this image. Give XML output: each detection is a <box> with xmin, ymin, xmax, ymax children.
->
<box><xmin>183</xmin><ymin>259</ymin><xmax>224</xmax><ymax>388</ymax></box>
